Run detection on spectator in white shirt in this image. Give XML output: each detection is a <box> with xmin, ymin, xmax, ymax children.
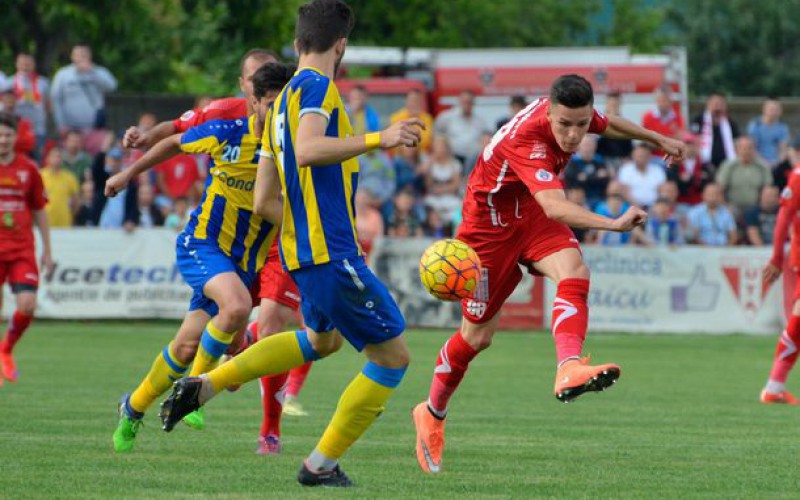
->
<box><xmin>434</xmin><ymin>90</ymin><xmax>490</xmax><ymax>166</ymax></box>
<box><xmin>617</xmin><ymin>142</ymin><xmax>667</xmax><ymax>208</ymax></box>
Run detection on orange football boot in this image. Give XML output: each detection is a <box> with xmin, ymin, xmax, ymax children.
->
<box><xmin>0</xmin><ymin>351</ymin><xmax>17</xmax><ymax>383</ymax></box>
<box><xmin>554</xmin><ymin>356</ymin><xmax>620</xmax><ymax>402</ymax></box>
<box><xmin>412</xmin><ymin>402</ymin><xmax>445</xmax><ymax>474</ymax></box>
<box><xmin>760</xmin><ymin>389</ymin><xmax>800</xmax><ymax>405</ymax></box>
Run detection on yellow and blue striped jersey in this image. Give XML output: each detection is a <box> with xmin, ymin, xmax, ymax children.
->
<box><xmin>263</xmin><ymin>67</ymin><xmax>361</xmax><ymax>271</ymax></box>
<box><xmin>181</xmin><ymin>114</ymin><xmax>277</xmax><ymax>274</ymax></box>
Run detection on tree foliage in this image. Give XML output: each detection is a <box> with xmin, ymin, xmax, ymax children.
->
<box><xmin>2</xmin><ymin>0</ymin><xmax>798</xmax><ymax>97</ymax></box>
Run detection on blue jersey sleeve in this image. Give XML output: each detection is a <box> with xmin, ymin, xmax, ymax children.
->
<box><xmin>298</xmin><ymin>75</ymin><xmax>335</xmax><ymax>120</ymax></box>
<box><xmin>180</xmin><ymin>119</ymin><xmax>230</xmax><ymax>155</ymax></box>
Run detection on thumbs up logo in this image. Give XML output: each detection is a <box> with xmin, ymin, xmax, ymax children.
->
<box><xmin>671</xmin><ymin>266</ymin><xmax>720</xmax><ymax>312</ymax></box>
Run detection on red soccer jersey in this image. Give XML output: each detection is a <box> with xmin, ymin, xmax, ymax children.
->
<box><xmin>462</xmin><ymin>97</ymin><xmax>608</xmax><ymax>226</ymax></box>
<box><xmin>172</xmin><ymin>97</ymin><xmax>248</xmax><ymax>133</ymax></box>
<box><xmin>0</xmin><ymin>154</ymin><xmax>47</xmax><ymax>255</ymax></box>
<box><xmin>777</xmin><ymin>166</ymin><xmax>800</xmax><ymax>269</ymax></box>
<box><xmin>156</xmin><ymin>154</ymin><xmax>199</xmax><ymax>199</ymax></box>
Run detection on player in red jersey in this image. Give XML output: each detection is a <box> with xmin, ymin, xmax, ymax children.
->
<box><xmin>762</xmin><ymin>165</ymin><xmax>800</xmax><ymax>404</ymax></box>
<box><xmin>0</xmin><ymin>112</ymin><xmax>53</xmax><ymax>385</ymax></box>
<box><xmin>412</xmin><ymin>75</ymin><xmax>688</xmax><ymax>474</ymax></box>
<box><xmin>243</xmin><ymin>238</ymin><xmax>314</xmax><ymax>455</ymax></box>
<box><xmin>122</xmin><ymin>48</ymin><xmax>279</xmax><ymax>150</ymax></box>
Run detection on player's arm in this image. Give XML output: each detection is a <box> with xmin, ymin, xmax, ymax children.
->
<box><xmin>764</xmin><ymin>193</ymin><xmax>798</xmax><ymax>283</ymax></box>
<box><xmin>294</xmin><ymin>114</ymin><xmax>423</xmax><ymax>167</ymax></box>
<box><xmin>105</xmin><ymin>135</ymin><xmax>183</xmax><ymax>197</ymax></box>
<box><xmin>123</xmin><ymin>120</ymin><xmax>177</xmax><ymax>150</ymax></box>
<box><xmin>534</xmin><ymin>189</ymin><xmax>647</xmax><ymax>232</ymax></box>
<box><xmin>33</xmin><ymin>209</ymin><xmax>54</xmax><ymax>277</ymax></box>
<box><xmin>253</xmin><ymin>154</ymin><xmax>283</xmax><ymax>225</ymax></box>
<box><xmin>602</xmin><ymin>114</ymin><xmax>687</xmax><ymax>163</ymax></box>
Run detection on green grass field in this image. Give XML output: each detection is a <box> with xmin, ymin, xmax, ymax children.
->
<box><xmin>1</xmin><ymin>322</ymin><xmax>799</xmax><ymax>499</ymax></box>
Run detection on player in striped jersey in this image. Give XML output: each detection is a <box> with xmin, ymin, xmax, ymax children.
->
<box><xmin>108</xmin><ymin>63</ymin><xmax>292</xmax><ymax>453</ymax></box>
<box><xmin>158</xmin><ymin>0</ymin><xmax>424</xmax><ymax>487</ymax></box>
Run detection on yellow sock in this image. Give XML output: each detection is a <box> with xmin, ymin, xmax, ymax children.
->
<box><xmin>129</xmin><ymin>342</ymin><xmax>188</xmax><ymax>414</ymax></box>
<box><xmin>189</xmin><ymin>321</ymin><xmax>236</xmax><ymax>377</ymax></box>
<box><xmin>207</xmin><ymin>329</ymin><xmax>319</xmax><ymax>392</ymax></box>
<box><xmin>315</xmin><ymin>362</ymin><xmax>407</xmax><ymax>459</ymax></box>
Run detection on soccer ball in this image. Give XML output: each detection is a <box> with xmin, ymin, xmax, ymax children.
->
<box><xmin>419</xmin><ymin>239</ymin><xmax>482</xmax><ymax>301</ymax></box>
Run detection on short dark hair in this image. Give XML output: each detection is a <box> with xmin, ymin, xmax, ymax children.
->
<box><xmin>295</xmin><ymin>0</ymin><xmax>355</xmax><ymax>54</ymax></box>
<box><xmin>550</xmin><ymin>74</ymin><xmax>594</xmax><ymax>108</ymax></box>
<box><xmin>353</xmin><ymin>84</ymin><xmax>368</xmax><ymax>93</ymax></box>
<box><xmin>606</xmin><ymin>91</ymin><xmax>621</xmax><ymax>99</ymax></box>
<box><xmin>253</xmin><ymin>62</ymin><xmax>297</xmax><ymax>99</ymax></box>
<box><xmin>240</xmin><ymin>48</ymin><xmax>280</xmax><ymax>74</ymax></box>
<box><xmin>510</xmin><ymin>95</ymin><xmax>527</xmax><ymax>108</ymax></box>
<box><xmin>0</xmin><ymin>112</ymin><xmax>18</xmax><ymax>131</ymax></box>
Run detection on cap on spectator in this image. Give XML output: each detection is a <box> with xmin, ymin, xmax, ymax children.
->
<box><xmin>108</xmin><ymin>146</ymin><xmax>124</xmax><ymax>159</ymax></box>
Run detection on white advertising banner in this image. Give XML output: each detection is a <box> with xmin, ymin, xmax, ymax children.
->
<box><xmin>2</xmin><ymin>229</ymin><xmax>192</xmax><ymax>319</ymax></box>
<box><xmin>544</xmin><ymin>246</ymin><xmax>783</xmax><ymax>335</ymax></box>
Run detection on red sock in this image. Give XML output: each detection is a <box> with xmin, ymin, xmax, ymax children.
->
<box><xmin>286</xmin><ymin>362</ymin><xmax>312</xmax><ymax>398</ymax></box>
<box><xmin>427</xmin><ymin>330</ymin><xmax>479</xmax><ymax>416</ymax></box>
<box><xmin>0</xmin><ymin>311</ymin><xmax>33</xmax><ymax>354</ymax></box>
<box><xmin>552</xmin><ymin>278</ymin><xmax>590</xmax><ymax>364</ymax></box>
<box><xmin>259</xmin><ymin>372</ymin><xmax>288</xmax><ymax>437</ymax></box>
<box><xmin>769</xmin><ymin>315</ymin><xmax>800</xmax><ymax>384</ymax></box>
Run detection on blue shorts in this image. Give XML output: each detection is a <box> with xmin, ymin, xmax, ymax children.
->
<box><xmin>290</xmin><ymin>256</ymin><xmax>405</xmax><ymax>351</ymax></box>
<box><xmin>176</xmin><ymin>234</ymin><xmax>256</xmax><ymax>317</ymax></box>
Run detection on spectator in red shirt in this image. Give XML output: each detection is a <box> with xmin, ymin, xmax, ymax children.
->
<box><xmin>0</xmin><ymin>85</ymin><xmax>35</xmax><ymax>158</ymax></box>
<box><xmin>154</xmin><ymin>153</ymin><xmax>200</xmax><ymax>204</ymax></box>
<box><xmin>641</xmin><ymin>85</ymin><xmax>684</xmax><ymax>158</ymax></box>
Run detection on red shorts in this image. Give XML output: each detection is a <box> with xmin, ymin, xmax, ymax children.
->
<box><xmin>0</xmin><ymin>251</ymin><xmax>39</xmax><ymax>292</ymax></box>
<box><xmin>457</xmin><ymin>212</ymin><xmax>579</xmax><ymax>324</ymax></box>
<box><xmin>256</xmin><ymin>256</ymin><xmax>301</xmax><ymax>311</ymax></box>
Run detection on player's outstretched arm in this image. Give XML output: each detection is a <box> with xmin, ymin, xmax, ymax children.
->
<box><xmin>123</xmin><ymin>121</ymin><xmax>178</xmax><ymax>150</ymax></box>
<box><xmin>105</xmin><ymin>134</ymin><xmax>182</xmax><ymax>197</ymax></box>
<box><xmin>33</xmin><ymin>209</ymin><xmax>54</xmax><ymax>277</ymax></box>
<box><xmin>535</xmin><ymin>189</ymin><xmax>648</xmax><ymax>232</ymax></box>
<box><xmin>603</xmin><ymin>114</ymin><xmax>687</xmax><ymax>164</ymax></box>
<box><xmin>294</xmin><ymin>114</ymin><xmax>423</xmax><ymax>167</ymax></box>
<box><xmin>254</xmin><ymin>154</ymin><xmax>283</xmax><ymax>224</ymax></box>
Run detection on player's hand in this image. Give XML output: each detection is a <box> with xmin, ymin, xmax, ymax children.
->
<box><xmin>380</xmin><ymin>119</ymin><xmax>424</xmax><ymax>149</ymax></box>
<box><xmin>105</xmin><ymin>171</ymin><xmax>131</xmax><ymax>198</ymax></box>
<box><xmin>122</xmin><ymin>126</ymin><xmax>149</xmax><ymax>149</ymax></box>
<box><xmin>40</xmin><ymin>252</ymin><xmax>55</xmax><ymax>278</ymax></box>
<box><xmin>763</xmin><ymin>262</ymin><xmax>782</xmax><ymax>285</ymax></box>
<box><xmin>659</xmin><ymin>136</ymin><xmax>688</xmax><ymax>165</ymax></box>
<box><xmin>611</xmin><ymin>206</ymin><xmax>648</xmax><ymax>232</ymax></box>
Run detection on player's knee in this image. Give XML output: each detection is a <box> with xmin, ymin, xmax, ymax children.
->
<box><xmin>309</xmin><ymin>331</ymin><xmax>342</xmax><ymax>357</ymax></box>
<box><xmin>17</xmin><ymin>300</ymin><xmax>36</xmax><ymax>317</ymax></box>
<box><xmin>462</xmin><ymin>323</ymin><xmax>495</xmax><ymax>351</ymax></box>
<box><xmin>173</xmin><ymin>339</ymin><xmax>199</xmax><ymax>365</ymax></box>
<box><xmin>219</xmin><ymin>300</ymin><xmax>252</xmax><ymax>328</ymax></box>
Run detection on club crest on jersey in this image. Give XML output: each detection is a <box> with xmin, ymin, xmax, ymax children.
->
<box><xmin>180</xmin><ymin>110</ymin><xmax>195</xmax><ymax>121</ymax></box>
<box><xmin>530</xmin><ymin>141</ymin><xmax>547</xmax><ymax>160</ymax></box>
<box><xmin>16</xmin><ymin>171</ymin><xmax>29</xmax><ymax>183</ymax></box>
<box><xmin>535</xmin><ymin>169</ymin><xmax>554</xmax><ymax>182</ymax></box>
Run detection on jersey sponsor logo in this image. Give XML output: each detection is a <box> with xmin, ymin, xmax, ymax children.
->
<box><xmin>782</xmin><ymin>187</ymin><xmax>793</xmax><ymax>199</ymax></box>
<box><xmin>215</xmin><ymin>171</ymin><xmax>255</xmax><ymax>192</ymax></box>
<box><xmin>466</xmin><ymin>299</ymin><xmax>487</xmax><ymax>319</ymax></box>
<box><xmin>535</xmin><ymin>169</ymin><xmax>554</xmax><ymax>182</ymax></box>
<box><xmin>16</xmin><ymin>171</ymin><xmax>29</xmax><ymax>183</ymax></box>
<box><xmin>530</xmin><ymin>141</ymin><xmax>547</xmax><ymax>160</ymax></box>
<box><xmin>180</xmin><ymin>110</ymin><xmax>195</xmax><ymax>121</ymax></box>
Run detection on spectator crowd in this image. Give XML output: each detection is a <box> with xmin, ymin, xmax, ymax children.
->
<box><xmin>0</xmin><ymin>47</ymin><xmax>793</xmax><ymax>248</ymax></box>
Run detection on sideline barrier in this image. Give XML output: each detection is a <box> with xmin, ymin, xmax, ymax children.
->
<box><xmin>1</xmin><ymin>231</ymin><xmax>784</xmax><ymax>335</ymax></box>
